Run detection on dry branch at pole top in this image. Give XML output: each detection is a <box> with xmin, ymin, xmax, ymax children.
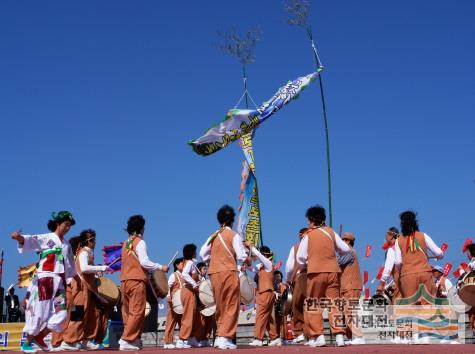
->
<box><xmin>285</xmin><ymin>0</ymin><xmax>310</xmax><ymax>28</ymax></box>
<box><xmin>217</xmin><ymin>27</ymin><xmax>262</xmax><ymax>66</ymax></box>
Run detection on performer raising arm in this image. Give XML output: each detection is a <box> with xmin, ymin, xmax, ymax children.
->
<box><xmin>377</xmin><ymin>227</ymin><xmax>402</xmax><ymax>303</ymax></box>
<box><xmin>119</xmin><ymin>215</ymin><xmax>169</xmax><ymax>351</ymax></box>
<box><xmin>11</xmin><ymin>211</ymin><xmax>77</xmax><ymax>354</ymax></box>
<box><xmin>199</xmin><ymin>205</ymin><xmax>248</xmax><ymax>350</ymax></box>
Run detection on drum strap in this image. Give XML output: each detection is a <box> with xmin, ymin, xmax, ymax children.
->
<box><xmin>175</xmin><ymin>271</ymin><xmax>183</xmax><ymax>289</ymax></box>
<box><xmin>218</xmin><ymin>233</ymin><xmax>237</xmax><ymax>266</ymax></box>
<box><xmin>319</xmin><ymin>228</ymin><xmax>334</xmax><ymax>243</ymax></box>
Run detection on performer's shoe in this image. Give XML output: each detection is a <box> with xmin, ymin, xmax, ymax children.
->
<box><xmin>60</xmin><ymin>342</ymin><xmax>80</xmax><ymax>351</ymax></box>
<box><xmin>218</xmin><ymin>338</ymin><xmax>237</xmax><ymax>350</ymax></box>
<box><xmin>132</xmin><ymin>340</ymin><xmax>143</xmax><ymax>349</ymax></box>
<box><xmin>163</xmin><ymin>344</ymin><xmax>175</xmax><ymax>349</ymax></box>
<box><xmin>198</xmin><ymin>340</ymin><xmax>210</xmax><ymax>347</ymax></box>
<box><xmin>32</xmin><ymin>335</ymin><xmax>50</xmax><ymax>351</ymax></box>
<box><xmin>175</xmin><ymin>340</ymin><xmax>191</xmax><ymax>349</ymax></box>
<box><xmin>335</xmin><ymin>334</ymin><xmax>345</xmax><ymax>347</ymax></box>
<box><xmin>307</xmin><ymin>335</ymin><xmax>326</xmax><ymax>347</ymax></box>
<box><xmin>248</xmin><ymin>339</ymin><xmax>263</xmax><ymax>346</ymax></box>
<box><xmin>213</xmin><ymin>337</ymin><xmax>223</xmax><ymax>347</ymax></box>
<box><xmin>118</xmin><ymin>339</ymin><xmax>140</xmax><ymax>351</ymax></box>
<box><xmin>186</xmin><ymin>337</ymin><xmax>200</xmax><ymax>347</ymax></box>
<box><xmin>83</xmin><ymin>340</ymin><xmax>100</xmax><ymax>351</ymax></box>
<box><xmin>21</xmin><ymin>342</ymin><xmax>38</xmax><ymax>354</ymax></box>
<box><xmin>269</xmin><ymin>338</ymin><xmax>282</xmax><ymax>347</ymax></box>
<box><xmin>349</xmin><ymin>337</ymin><xmax>365</xmax><ymax>345</ymax></box>
<box><xmin>390</xmin><ymin>337</ymin><xmax>410</xmax><ymax>344</ymax></box>
<box><xmin>291</xmin><ymin>334</ymin><xmax>305</xmax><ymax>344</ymax></box>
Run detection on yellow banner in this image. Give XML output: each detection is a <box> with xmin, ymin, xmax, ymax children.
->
<box><xmin>0</xmin><ymin>323</ymin><xmax>25</xmax><ymax>351</ymax></box>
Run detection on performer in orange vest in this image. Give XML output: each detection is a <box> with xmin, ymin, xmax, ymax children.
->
<box><xmin>193</xmin><ymin>262</ymin><xmax>214</xmax><ymax>347</ymax></box>
<box><xmin>377</xmin><ymin>227</ymin><xmax>402</xmax><ymax>304</ymax></box>
<box><xmin>338</xmin><ymin>232</ymin><xmax>365</xmax><ymax>345</ymax></box>
<box><xmin>119</xmin><ymin>215</ymin><xmax>169</xmax><ymax>351</ymax></box>
<box><xmin>163</xmin><ymin>257</ymin><xmax>184</xmax><ymax>349</ymax></box>
<box><xmin>248</xmin><ymin>245</ymin><xmax>281</xmax><ymax>347</ymax></box>
<box><xmin>283</xmin><ymin>228</ymin><xmax>307</xmax><ymax>343</ymax></box>
<box><xmin>394</xmin><ymin>211</ymin><xmax>443</xmax><ymax>344</ymax></box>
<box><xmin>199</xmin><ymin>205</ymin><xmax>248</xmax><ymax>350</ymax></box>
<box><xmin>61</xmin><ymin>229</ymin><xmax>109</xmax><ymax>350</ymax></box>
<box><xmin>296</xmin><ymin>205</ymin><xmax>351</xmax><ymax>347</ymax></box>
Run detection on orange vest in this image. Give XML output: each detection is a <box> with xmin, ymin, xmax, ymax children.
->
<box><xmin>257</xmin><ymin>267</ymin><xmax>274</xmax><ymax>294</ymax></box>
<box><xmin>170</xmin><ymin>271</ymin><xmax>183</xmax><ymax>296</ymax></box>
<box><xmin>307</xmin><ymin>227</ymin><xmax>341</xmax><ymax>274</ymax></box>
<box><xmin>397</xmin><ymin>231</ymin><xmax>432</xmax><ymax>276</ymax></box>
<box><xmin>340</xmin><ymin>249</ymin><xmax>362</xmax><ymax>291</ymax></box>
<box><xmin>120</xmin><ymin>236</ymin><xmax>148</xmax><ymax>282</ymax></box>
<box><xmin>208</xmin><ymin>228</ymin><xmax>237</xmax><ymax>274</ymax></box>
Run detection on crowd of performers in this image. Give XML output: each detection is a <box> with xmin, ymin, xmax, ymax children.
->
<box><xmin>9</xmin><ymin>206</ymin><xmax>475</xmax><ymax>352</ymax></box>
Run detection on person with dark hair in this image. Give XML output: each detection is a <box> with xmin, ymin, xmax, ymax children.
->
<box><xmin>163</xmin><ymin>258</ymin><xmax>185</xmax><ymax>349</ymax></box>
<box><xmin>119</xmin><ymin>215</ymin><xmax>169</xmax><ymax>351</ymax></box>
<box><xmin>192</xmin><ymin>261</ymin><xmax>214</xmax><ymax>348</ymax></box>
<box><xmin>273</xmin><ymin>271</ymin><xmax>288</xmax><ymax>344</ymax></box>
<box><xmin>199</xmin><ymin>205</ymin><xmax>248</xmax><ymax>350</ymax></box>
<box><xmin>283</xmin><ymin>227</ymin><xmax>308</xmax><ymax>343</ymax></box>
<box><xmin>5</xmin><ymin>285</ymin><xmax>21</xmax><ymax>322</ymax></box>
<box><xmin>11</xmin><ymin>211</ymin><xmax>77</xmax><ymax>354</ymax></box>
<box><xmin>296</xmin><ymin>205</ymin><xmax>351</xmax><ymax>347</ymax></box>
<box><xmin>177</xmin><ymin>243</ymin><xmax>199</xmax><ymax>348</ymax></box>
<box><xmin>338</xmin><ymin>232</ymin><xmax>364</xmax><ymax>345</ymax></box>
<box><xmin>247</xmin><ymin>244</ymin><xmax>281</xmax><ymax>347</ymax></box>
<box><xmin>62</xmin><ymin>229</ymin><xmax>109</xmax><ymax>351</ymax></box>
<box><xmin>393</xmin><ymin>211</ymin><xmax>443</xmax><ymax>343</ymax></box>
<box><xmin>377</xmin><ymin>227</ymin><xmax>402</xmax><ymax>304</ymax></box>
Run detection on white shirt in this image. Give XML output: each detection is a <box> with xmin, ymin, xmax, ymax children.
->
<box><xmin>199</xmin><ymin>227</ymin><xmax>248</xmax><ymax>267</ymax></box>
<box><xmin>284</xmin><ymin>246</ymin><xmax>296</xmax><ymax>282</ymax></box>
<box><xmin>182</xmin><ymin>259</ymin><xmax>198</xmax><ymax>288</ymax></box>
<box><xmin>437</xmin><ymin>277</ymin><xmax>453</xmax><ymax>297</ymax></box>
<box><xmin>296</xmin><ymin>229</ymin><xmax>351</xmax><ymax>266</ymax></box>
<box><xmin>135</xmin><ymin>239</ymin><xmax>163</xmax><ymax>271</ymax></box>
<box><xmin>469</xmin><ymin>259</ymin><xmax>475</xmax><ymax>270</ymax></box>
<box><xmin>394</xmin><ymin>233</ymin><xmax>443</xmax><ymax>266</ymax></box>
<box><xmin>250</xmin><ymin>246</ymin><xmax>273</xmax><ymax>272</ymax></box>
<box><xmin>381</xmin><ymin>247</ymin><xmax>396</xmax><ymax>282</ymax></box>
<box><xmin>78</xmin><ymin>247</ymin><xmax>107</xmax><ymax>274</ymax></box>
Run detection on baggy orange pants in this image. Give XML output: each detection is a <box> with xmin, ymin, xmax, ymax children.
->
<box><xmin>179</xmin><ymin>286</ymin><xmax>196</xmax><ymax>340</ymax></box>
<box><xmin>209</xmin><ymin>271</ymin><xmax>240</xmax><ymax>338</ymax></box>
<box><xmin>305</xmin><ymin>272</ymin><xmax>344</xmax><ymax>338</ymax></box>
<box><xmin>399</xmin><ymin>272</ymin><xmax>436</xmax><ymax>304</ymax></box>
<box><xmin>341</xmin><ymin>289</ymin><xmax>363</xmax><ymax>339</ymax></box>
<box><xmin>254</xmin><ymin>290</ymin><xmax>278</xmax><ymax>340</ymax></box>
<box><xmin>120</xmin><ymin>279</ymin><xmax>146</xmax><ymax>342</ymax></box>
<box><xmin>51</xmin><ymin>284</ymin><xmax>72</xmax><ymax>347</ymax></box>
<box><xmin>291</xmin><ymin>274</ymin><xmax>307</xmax><ymax>337</ymax></box>
<box><xmin>63</xmin><ymin>280</ymin><xmax>88</xmax><ymax>343</ymax></box>
<box><xmin>164</xmin><ymin>299</ymin><xmax>182</xmax><ymax>344</ymax></box>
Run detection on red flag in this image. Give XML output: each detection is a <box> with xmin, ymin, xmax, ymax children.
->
<box><xmin>453</xmin><ymin>263</ymin><xmax>469</xmax><ymax>278</ymax></box>
<box><xmin>441</xmin><ymin>243</ymin><xmax>448</xmax><ymax>253</ymax></box>
<box><xmin>273</xmin><ymin>261</ymin><xmax>283</xmax><ymax>271</ymax></box>
<box><xmin>363</xmin><ymin>271</ymin><xmax>369</xmax><ymax>284</ymax></box>
<box><xmin>462</xmin><ymin>238</ymin><xmax>473</xmax><ymax>253</ymax></box>
<box><xmin>382</xmin><ymin>242</ymin><xmax>391</xmax><ymax>250</ymax></box>
<box><xmin>375</xmin><ymin>266</ymin><xmax>384</xmax><ymax>280</ymax></box>
<box><xmin>365</xmin><ymin>245</ymin><xmax>372</xmax><ymax>258</ymax></box>
<box><xmin>364</xmin><ymin>288</ymin><xmax>370</xmax><ymax>299</ymax></box>
<box><xmin>442</xmin><ymin>263</ymin><xmax>452</xmax><ymax>277</ymax></box>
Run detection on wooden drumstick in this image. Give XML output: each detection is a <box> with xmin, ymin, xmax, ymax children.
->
<box><xmin>167</xmin><ymin>251</ymin><xmax>179</xmax><ymax>268</ymax></box>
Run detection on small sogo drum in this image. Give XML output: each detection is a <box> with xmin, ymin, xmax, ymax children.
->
<box><xmin>172</xmin><ymin>289</ymin><xmax>184</xmax><ymax>315</ymax></box>
<box><xmin>200</xmin><ymin>305</ymin><xmax>216</xmax><ymax>317</ymax></box>
<box><xmin>144</xmin><ymin>301</ymin><xmax>151</xmax><ymax>317</ymax></box>
<box><xmin>457</xmin><ymin>271</ymin><xmax>475</xmax><ymax>307</ymax></box>
<box><xmin>150</xmin><ymin>270</ymin><xmax>168</xmax><ymax>298</ymax></box>
<box><xmin>278</xmin><ymin>286</ymin><xmax>293</xmax><ymax>316</ymax></box>
<box><xmin>447</xmin><ymin>287</ymin><xmax>471</xmax><ymax>313</ymax></box>
<box><xmin>198</xmin><ymin>279</ymin><xmax>215</xmax><ymax>308</ymax></box>
<box><xmin>240</xmin><ymin>273</ymin><xmax>255</xmax><ymax>305</ymax></box>
<box><xmin>96</xmin><ymin>277</ymin><xmax>120</xmax><ymax>306</ymax></box>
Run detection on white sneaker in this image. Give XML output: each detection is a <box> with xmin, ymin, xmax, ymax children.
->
<box><xmin>214</xmin><ymin>337</ymin><xmax>223</xmax><ymax>348</ymax></box>
<box><xmin>349</xmin><ymin>337</ymin><xmax>366</xmax><ymax>345</ymax></box>
<box><xmin>60</xmin><ymin>342</ymin><xmax>80</xmax><ymax>351</ymax></box>
<box><xmin>391</xmin><ymin>337</ymin><xmax>410</xmax><ymax>344</ymax></box>
<box><xmin>175</xmin><ymin>340</ymin><xmax>191</xmax><ymax>349</ymax></box>
<box><xmin>186</xmin><ymin>338</ymin><xmax>199</xmax><ymax>347</ymax></box>
<box><xmin>218</xmin><ymin>338</ymin><xmax>237</xmax><ymax>350</ymax></box>
<box><xmin>269</xmin><ymin>338</ymin><xmax>282</xmax><ymax>347</ymax></box>
<box><xmin>118</xmin><ymin>339</ymin><xmax>139</xmax><ymax>351</ymax></box>
<box><xmin>335</xmin><ymin>334</ymin><xmax>345</xmax><ymax>347</ymax></box>
<box><xmin>163</xmin><ymin>343</ymin><xmax>175</xmax><ymax>349</ymax></box>
<box><xmin>198</xmin><ymin>340</ymin><xmax>210</xmax><ymax>347</ymax></box>
<box><xmin>248</xmin><ymin>339</ymin><xmax>263</xmax><ymax>346</ymax></box>
<box><xmin>308</xmin><ymin>335</ymin><xmax>326</xmax><ymax>347</ymax></box>
<box><xmin>292</xmin><ymin>334</ymin><xmax>305</xmax><ymax>344</ymax></box>
<box><xmin>84</xmin><ymin>341</ymin><xmax>100</xmax><ymax>350</ymax></box>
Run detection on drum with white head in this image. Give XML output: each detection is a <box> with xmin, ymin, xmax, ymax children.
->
<box><xmin>198</xmin><ymin>279</ymin><xmax>215</xmax><ymax>308</ymax></box>
<box><xmin>172</xmin><ymin>289</ymin><xmax>184</xmax><ymax>314</ymax></box>
<box><xmin>458</xmin><ymin>271</ymin><xmax>475</xmax><ymax>307</ymax></box>
<box><xmin>239</xmin><ymin>273</ymin><xmax>255</xmax><ymax>305</ymax></box>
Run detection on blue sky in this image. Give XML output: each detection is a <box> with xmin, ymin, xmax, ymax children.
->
<box><xmin>1</xmin><ymin>0</ymin><xmax>474</xmax><ymax>295</ymax></box>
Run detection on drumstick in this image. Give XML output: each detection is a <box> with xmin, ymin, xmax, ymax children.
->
<box><xmin>106</xmin><ymin>256</ymin><xmax>122</xmax><ymax>269</ymax></box>
<box><xmin>167</xmin><ymin>251</ymin><xmax>179</xmax><ymax>268</ymax></box>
